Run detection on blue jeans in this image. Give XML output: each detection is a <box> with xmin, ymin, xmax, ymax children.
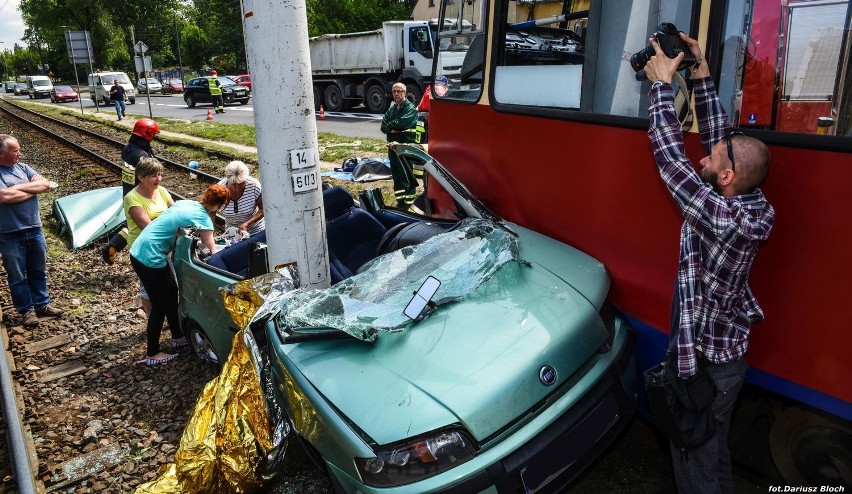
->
<box><xmin>670</xmin><ymin>357</ymin><xmax>747</xmax><ymax>494</ymax></box>
<box><xmin>113</xmin><ymin>99</ymin><xmax>126</xmax><ymax>118</ymax></box>
<box><xmin>0</xmin><ymin>228</ymin><xmax>50</xmax><ymax>314</ymax></box>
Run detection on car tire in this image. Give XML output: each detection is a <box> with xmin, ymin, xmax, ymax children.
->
<box><xmin>364</xmin><ymin>84</ymin><xmax>388</xmax><ymax>113</ymax></box>
<box><xmin>129</xmin><ymin>97</ymin><xmax>136</xmax><ymax>104</ymax></box>
<box><xmin>185</xmin><ymin>94</ymin><xmax>196</xmax><ymax>108</ymax></box>
<box><xmin>323</xmin><ymin>84</ymin><xmax>345</xmax><ymax>112</ymax></box>
<box><xmin>240</xmin><ymin>99</ymin><xmax>248</xmax><ymax>105</ymax></box>
<box><xmin>186</xmin><ymin>321</ymin><xmax>220</xmax><ymax>365</ymax></box>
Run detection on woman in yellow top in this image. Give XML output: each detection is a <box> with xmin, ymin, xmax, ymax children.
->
<box><xmin>122</xmin><ymin>157</ymin><xmax>174</xmax><ymax>316</ymax></box>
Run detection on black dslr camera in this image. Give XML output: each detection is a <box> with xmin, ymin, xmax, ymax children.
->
<box><xmin>630</xmin><ymin>23</ymin><xmax>695</xmax><ymax>72</ymax></box>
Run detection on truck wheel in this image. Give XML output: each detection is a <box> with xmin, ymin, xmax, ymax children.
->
<box><xmin>365</xmin><ymin>85</ymin><xmax>388</xmax><ymax>113</ymax></box>
<box><xmin>406</xmin><ymin>84</ymin><xmax>422</xmax><ymax>107</ymax></box>
<box><xmin>323</xmin><ymin>84</ymin><xmax>345</xmax><ymax>112</ymax></box>
<box><xmin>313</xmin><ymin>84</ymin><xmax>324</xmax><ymax>111</ymax></box>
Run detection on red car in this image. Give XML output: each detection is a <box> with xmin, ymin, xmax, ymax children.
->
<box><xmin>233</xmin><ymin>74</ymin><xmax>251</xmax><ymax>92</ymax></box>
<box><xmin>50</xmin><ymin>85</ymin><xmax>79</xmax><ymax>103</ymax></box>
<box><xmin>161</xmin><ymin>78</ymin><xmax>185</xmax><ymax>94</ymax></box>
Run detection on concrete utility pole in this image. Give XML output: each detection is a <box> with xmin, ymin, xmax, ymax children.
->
<box><xmin>242</xmin><ymin>0</ymin><xmax>329</xmax><ymax>289</ymax></box>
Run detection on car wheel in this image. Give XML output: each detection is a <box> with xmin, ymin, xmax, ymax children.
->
<box><xmin>240</xmin><ymin>99</ymin><xmax>248</xmax><ymax>105</ymax></box>
<box><xmin>185</xmin><ymin>94</ymin><xmax>196</xmax><ymax>107</ymax></box>
<box><xmin>364</xmin><ymin>84</ymin><xmax>388</xmax><ymax>113</ymax></box>
<box><xmin>323</xmin><ymin>84</ymin><xmax>345</xmax><ymax>112</ymax></box>
<box><xmin>129</xmin><ymin>97</ymin><xmax>136</xmax><ymax>104</ymax></box>
<box><xmin>186</xmin><ymin>322</ymin><xmax>220</xmax><ymax>365</ymax></box>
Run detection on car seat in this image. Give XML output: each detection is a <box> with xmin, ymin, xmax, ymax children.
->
<box><xmin>324</xmin><ymin>190</ymin><xmax>387</xmax><ymax>283</ymax></box>
<box><xmin>207</xmin><ymin>230</ymin><xmax>267</xmax><ymax>277</ymax></box>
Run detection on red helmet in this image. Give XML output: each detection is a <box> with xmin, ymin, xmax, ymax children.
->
<box><xmin>132</xmin><ymin>118</ymin><xmax>160</xmax><ymax>141</ymax></box>
<box><xmin>210</xmin><ymin>70</ymin><xmax>218</xmax><ymax>76</ymax></box>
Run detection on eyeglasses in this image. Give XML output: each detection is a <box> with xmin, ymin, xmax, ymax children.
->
<box><xmin>724</xmin><ymin>131</ymin><xmax>744</xmax><ymax>172</ymax></box>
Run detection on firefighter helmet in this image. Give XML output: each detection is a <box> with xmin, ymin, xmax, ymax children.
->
<box><xmin>132</xmin><ymin>118</ymin><xmax>160</xmax><ymax>141</ymax></box>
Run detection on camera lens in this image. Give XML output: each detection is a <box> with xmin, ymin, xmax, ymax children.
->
<box><xmin>630</xmin><ymin>45</ymin><xmax>655</xmax><ymax>71</ymax></box>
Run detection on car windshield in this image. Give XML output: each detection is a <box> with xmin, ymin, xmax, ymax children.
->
<box><xmin>275</xmin><ymin>219</ymin><xmax>519</xmax><ymax>341</ymax></box>
<box><xmin>55</xmin><ymin>86</ymin><xmax>73</xmax><ymax>91</ymax></box>
<box><xmin>217</xmin><ymin>76</ymin><xmax>237</xmax><ymax>86</ymax></box>
<box><xmin>33</xmin><ymin>80</ymin><xmax>50</xmax><ymax>87</ymax></box>
<box><xmin>144</xmin><ymin>78</ymin><xmax>158</xmax><ymax>84</ymax></box>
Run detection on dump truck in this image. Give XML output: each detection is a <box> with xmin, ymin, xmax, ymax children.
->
<box><xmin>310</xmin><ymin>20</ymin><xmax>470</xmax><ymax>113</ymax></box>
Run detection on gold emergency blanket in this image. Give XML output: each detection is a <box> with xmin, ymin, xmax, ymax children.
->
<box><xmin>134</xmin><ymin>272</ymin><xmax>292</xmax><ymax>494</ymax></box>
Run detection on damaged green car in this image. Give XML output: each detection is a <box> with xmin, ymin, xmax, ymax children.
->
<box><xmin>172</xmin><ymin>145</ymin><xmax>636</xmax><ymax>493</ymax></box>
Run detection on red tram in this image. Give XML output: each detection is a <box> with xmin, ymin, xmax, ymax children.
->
<box><xmin>427</xmin><ymin>0</ymin><xmax>851</xmax><ymax>483</ymax></box>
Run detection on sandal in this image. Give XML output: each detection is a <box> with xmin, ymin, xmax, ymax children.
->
<box><xmin>170</xmin><ymin>338</ymin><xmax>189</xmax><ymax>349</ymax></box>
<box><xmin>134</xmin><ymin>353</ymin><xmax>178</xmax><ymax>367</ymax></box>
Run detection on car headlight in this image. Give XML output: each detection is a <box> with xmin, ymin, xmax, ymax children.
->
<box><xmin>354</xmin><ymin>430</ymin><xmax>475</xmax><ymax>487</ymax></box>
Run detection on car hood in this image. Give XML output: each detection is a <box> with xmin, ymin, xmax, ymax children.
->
<box><xmin>282</xmin><ymin>226</ymin><xmax>610</xmax><ymax>445</ymax></box>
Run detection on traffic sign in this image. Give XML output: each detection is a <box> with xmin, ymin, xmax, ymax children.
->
<box><xmin>134</xmin><ymin>41</ymin><xmax>148</xmax><ymax>54</ymax></box>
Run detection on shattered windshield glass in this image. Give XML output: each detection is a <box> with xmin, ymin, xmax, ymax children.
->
<box><xmin>277</xmin><ymin>218</ymin><xmax>520</xmax><ymax>341</ymax></box>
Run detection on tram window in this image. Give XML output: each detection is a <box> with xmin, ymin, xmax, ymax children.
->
<box><xmin>434</xmin><ymin>0</ymin><xmax>486</xmax><ymax>101</ymax></box>
<box><xmin>719</xmin><ymin>0</ymin><xmax>851</xmax><ymax>136</ymax></box>
<box><xmin>492</xmin><ymin>0</ymin><xmax>693</xmax><ymax>116</ymax></box>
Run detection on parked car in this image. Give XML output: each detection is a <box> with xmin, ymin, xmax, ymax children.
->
<box><xmin>172</xmin><ymin>144</ymin><xmax>636</xmax><ymax>493</ymax></box>
<box><xmin>183</xmin><ymin>76</ymin><xmax>250</xmax><ymax>108</ymax></box>
<box><xmin>233</xmin><ymin>74</ymin><xmax>251</xmax><ymax>92</ymax></box>
<box><xmin>12</xmin><ymin>83</ymin><xmax>27</xmax><ymax>96</ymax></box>
<box><xmin>137</xmin><ymin>77</ymin><xmax>163</xmax><ymax>94</ymax></box>
<box><xmin>161</xmin><ymin>78</ymin><xmax>184</xmax><ymax>94</ymax></box>
<box><xmin>4</xmin><ymin>80</ymin><xmax>18</xmax><ymax>93</ymax></box>
<box><xmin>50</xmin><ymin>85</ymin><xmax>79</xmax><ymax>103</ymax></box>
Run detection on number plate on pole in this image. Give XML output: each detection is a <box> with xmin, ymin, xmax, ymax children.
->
<box><xmin>289</xmin><ymin>148</ymin><xmax>315</xmax><ymax>170</ymax></box>
<box><xmin>292</xmin><ymin>170</ymin><xmax>319</xmax><ymax>193</ymax></box>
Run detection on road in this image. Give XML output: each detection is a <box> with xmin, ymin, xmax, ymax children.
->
<box><xmin>10</xmin><ymin>91</ymin><xmax>386</xmax><ymax>140</ymax></box>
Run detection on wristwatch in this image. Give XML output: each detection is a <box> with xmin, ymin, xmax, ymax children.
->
<box><xmin>651</xmin><ymin>81</ymin><xmax>666</xmax><ymax>89</ymax></box>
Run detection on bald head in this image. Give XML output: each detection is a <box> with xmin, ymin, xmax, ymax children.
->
<box><xmin>731</xmin><ymin>135</ymin><xmax>770</xmax><ymax>194</ymax></box>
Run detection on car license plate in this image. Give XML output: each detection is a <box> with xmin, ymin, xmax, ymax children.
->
<box><xmin>519</xmin><ymin>394</ymin><xmax>619</xmax><ymax>494</ymax></box>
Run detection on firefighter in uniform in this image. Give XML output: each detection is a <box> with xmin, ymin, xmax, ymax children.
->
<box><xmin>209</xmin><ymin>70</ymin><xmax>224</xmax><ymax>114</ymax></box>
<box><xmin>381</xmin><ymin>82</ymin><xmax>420</xmax><ymax>207</ymax></box>
<box><xmin>101</xmin><ymin>118</ymin><xmax>161</xmax><ymax>263</ymax></box>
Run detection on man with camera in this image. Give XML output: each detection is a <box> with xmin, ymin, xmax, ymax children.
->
<box><xmin>644</xmin><ymin>32</ymin><xmax>775</xmax><ymax>493</ymax></box>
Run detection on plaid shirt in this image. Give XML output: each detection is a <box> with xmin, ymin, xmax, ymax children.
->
<box><xmin>648</xmin><ymin>77</ymin><xmax>775</xmax><ymax>377</ymax></box>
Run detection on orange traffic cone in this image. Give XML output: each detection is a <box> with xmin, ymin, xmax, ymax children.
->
<box><xmin>207</xmin><ymin>108</ymin><xmax>214</xmax><ymax>121</ymax></box>
<box><xmin>319</xmin><ymin>105</ymin><xmax>325</xmax><ymax>120</ymax></box>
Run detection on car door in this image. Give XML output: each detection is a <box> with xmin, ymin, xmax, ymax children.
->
<box><xmin>190</xmin><ymin>78</ymin><xmax>212</xmax><ymax>102</ymax></box>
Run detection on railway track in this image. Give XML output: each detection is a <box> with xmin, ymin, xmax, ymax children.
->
<box><xmin>0</xmin><ymin>104</ymin><xmax>332</xmax><ymax>493</ymax></box>
<box><xmin>0</xmin><ymin>99</ymin><xmax>223</xmax><ymax>200</ymax></box>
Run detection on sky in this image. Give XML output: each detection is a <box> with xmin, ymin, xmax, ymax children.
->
<box><xmin>0</xmin><ymin>0</ymin><xmax>26</xmax><ymax>50</ymax></box>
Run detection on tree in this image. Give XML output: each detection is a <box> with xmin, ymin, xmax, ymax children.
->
<box><xmin>180</xmin><ymin>23</ymin><xmax>210</xmax><ymax>72</ymax></box>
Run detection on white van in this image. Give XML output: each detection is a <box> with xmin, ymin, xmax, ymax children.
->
<box><xmin>88</xmin><ymin>72</ymin><xmax>136</xmax><ymax>105</ymax></box>
<box><xmin>26</xmin><ymin>75</ymin><xmax>53</xmax><ymax>99</ymax></box>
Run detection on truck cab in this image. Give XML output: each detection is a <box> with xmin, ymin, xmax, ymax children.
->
<box><xmin>310</xmin><ymin>20</ymin><xmax>469</xmax><ymax>113</ymax></box>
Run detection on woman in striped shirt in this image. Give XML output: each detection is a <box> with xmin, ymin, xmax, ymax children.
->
<box><xmin>217</xmin><ymin>160</ymin><xmax>265</xmax><ymax>236</ymax></box>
